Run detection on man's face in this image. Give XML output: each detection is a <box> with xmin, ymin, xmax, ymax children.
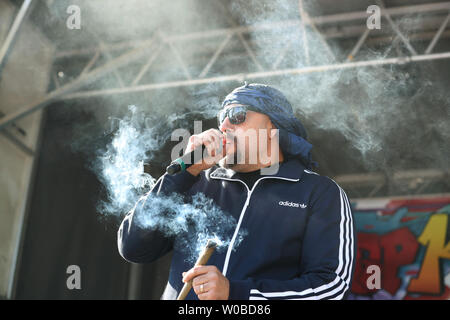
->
<box><xmin>218</xmin><ymin>104</ymin><xmax>278</xmax><ymax>171</ymax></box>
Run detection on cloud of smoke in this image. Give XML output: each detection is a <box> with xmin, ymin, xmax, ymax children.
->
<box><xmin>134</xmin><ymin>191</ymin><xmax>245</xmax><ymax>263</ymax></box>
<box><xmin>92</xmin><ymin>105</ymin><xmax>243</xmax><ymax>262</ymax></box>
<box><xmin>95</xmin><ymin>104</ymin><xmax>220</xmax><ymax>215</ymax></box>
<box><xmin>95</xmin><ymin>105</ymin><xmax>157</xmax><ymax>216</ymax></box>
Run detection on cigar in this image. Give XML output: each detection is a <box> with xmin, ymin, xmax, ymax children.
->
<box><xmin>176</xmin><ymin>239</ymin><xmax>218</xmax><ymax>300</ymax></box>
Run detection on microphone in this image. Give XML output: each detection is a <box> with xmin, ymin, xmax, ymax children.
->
<box><xmin>166</xmin><ymin>137</ymin><xmax>225</xmax><ymax>175</ymax></box>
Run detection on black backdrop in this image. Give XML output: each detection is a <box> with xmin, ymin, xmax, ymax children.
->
<box><xmin>14</xmin><ymin>101</ymin><xmax>174</xmax><ymax>299</ymax></box>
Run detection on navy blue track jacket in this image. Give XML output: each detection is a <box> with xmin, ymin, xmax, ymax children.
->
<box><xmin>118</xmin><ymin>158</ymin><xmax>356</xmax><ymax>300</ymax></box>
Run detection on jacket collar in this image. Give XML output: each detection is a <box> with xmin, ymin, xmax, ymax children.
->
<box><xmin>208</xmin><ymin>158</ymin><xmax>306</xmax><ymax>181</ymax></box>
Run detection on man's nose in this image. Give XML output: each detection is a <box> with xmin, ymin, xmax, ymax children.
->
<box><xmin>219</xmin><ymin>116</ymin><xmax>233</xmax><ymax>132</ymax></box>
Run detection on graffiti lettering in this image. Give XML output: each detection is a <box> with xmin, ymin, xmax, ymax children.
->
<box><xmin>352</xmin><ymin>228</ymin><xmax>419</xmax><ymax>295</ymax></box>
<box><xmin>408</xmin><ymin>214</ymin><xmax>450</xmax><ymax>294</ymax></box>
<box><xmin>352</xmin><ymin>233</ymin><xmax>380</xmax><ymax>294</ymax></box>
<box><xmin>380</xmin><ymin>227</ymin><xmax>419</xmax><ymax>294</ymax></box>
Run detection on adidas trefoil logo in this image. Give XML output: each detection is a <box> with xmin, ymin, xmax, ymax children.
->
<box><xmin>278</xmin><ymin>201</ymin><xmax>307</xmax><ymax>208</ymax></box>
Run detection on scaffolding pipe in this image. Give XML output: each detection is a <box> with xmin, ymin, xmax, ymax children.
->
<box><xmin>60</xmin><ymin>51</ymin><xmax>450</xmax><ymax>100</ymax></box>
<box><xmin>0</xmin><ymin>0</ymin><xmax>33</xmax><ymax>71</ymax></box>
<box><xmin>0</xmin><ymin>35</ymin><xmax>159</xmax><ymax>131</ymax></box>
<box><xmin>54</xmin><ymin>2</ymin><xmax>450</xmax><ymax>58</ymax></box>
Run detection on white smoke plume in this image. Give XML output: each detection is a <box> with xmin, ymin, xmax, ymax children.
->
<box><xmin>94</xmin><ymin>105</ymin><xmax>244</xmax><ymax>262</ymax></box>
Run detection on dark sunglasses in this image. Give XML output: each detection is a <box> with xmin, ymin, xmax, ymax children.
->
<box><xmin>217</xmin><ymin>105</ymin><xmax>259</xmax><ymax>127</ymax></box>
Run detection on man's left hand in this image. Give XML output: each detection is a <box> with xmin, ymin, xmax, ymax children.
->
<box><xmin>182</xmin><ymin>265</ymin><xmax>229</xmax><ymax>300</ymax></box>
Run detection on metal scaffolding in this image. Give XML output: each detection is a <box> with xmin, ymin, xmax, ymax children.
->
<box><xmin>0</xmin><ymin>0</ymin><xmax>33</xmax><ymax>69</ymax></box>
<box><xmin>0</xmin><ymin>0</ymin><xmax>449</xmax><ymax>198</ymax></box>
<box><xmin>0</xmin><ymin>0</ymin><xmax>35</xmax><ymax>157</ymax></box>
<box><xmin>2</xmin><ymin>1</ymin><xmax>450</xmax><ymax>130</ymax></box>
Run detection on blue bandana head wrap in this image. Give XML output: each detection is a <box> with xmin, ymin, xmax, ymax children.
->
<box><xmin>221</xmin><ymin>83</ymin><xmax>317</xmax><ymax>169</ymax></box>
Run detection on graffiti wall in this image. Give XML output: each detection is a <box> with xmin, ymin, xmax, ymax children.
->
<box><xmin>348</xmin><ymin>195</ymin><xmax>450</xmax><ymax>300</ymax></box>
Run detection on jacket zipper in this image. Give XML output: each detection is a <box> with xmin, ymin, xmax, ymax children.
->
<box><xmin>210</xmin><ymin>175</ymin><xmax>299</xmax><ymax>277</ymax></box>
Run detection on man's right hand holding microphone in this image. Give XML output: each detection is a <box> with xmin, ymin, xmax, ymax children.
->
<box><xmin>184</xmin><ymin>129</ymin><xmax>227</xmax><ymax>177</ymax></box>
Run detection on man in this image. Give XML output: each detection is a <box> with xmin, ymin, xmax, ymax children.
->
<box><xmin>118</xmin><ymin>83</ymin><xmax>355</xmax><ymax>300</ymax></box>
